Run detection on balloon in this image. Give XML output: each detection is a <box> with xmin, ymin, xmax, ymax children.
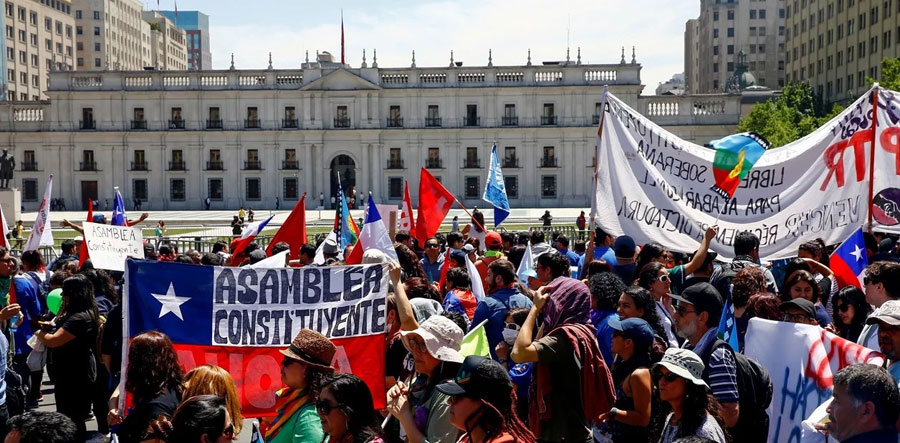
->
<box><xmin>47</xmin><ymin>288</ymin><xmax>62</xmax><ymax>315</ymax></box>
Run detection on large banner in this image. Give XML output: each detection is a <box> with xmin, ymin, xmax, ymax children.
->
<box><xmin>124</xmin><ymin>260</ymin><xmax>388</xmax><ymax>416</ymax></box>
<box><xmin>873</xmin><ymin>88</ymin><xmax>900</xmax><ymax>233</ymax></box>
<box><xmin>595</xmin><ymin>87</ymin><xmax>900</xmax><ymax>259</ymax></box>
<box><xmin>744</xmin><ymin>318</ymin><xmax>883</xmax><ymax>442</ymax></box>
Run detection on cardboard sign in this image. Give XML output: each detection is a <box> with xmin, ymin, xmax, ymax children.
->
<box><xmin>83</xmin><ymin>221</ymin><xmax>144</xmax><ymax>271</ymax></box>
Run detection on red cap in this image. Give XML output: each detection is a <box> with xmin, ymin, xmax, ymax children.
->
<box><xmin>485</xmin><ymin>231</ymin><xmax>502</xmax><ymax>248</ymax></box>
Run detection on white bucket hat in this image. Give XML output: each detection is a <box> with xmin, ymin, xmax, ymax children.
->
<box><xmin>652</xmin><ymin>348</ymin><xmax>708</xmax><ymax>388</ymax></box>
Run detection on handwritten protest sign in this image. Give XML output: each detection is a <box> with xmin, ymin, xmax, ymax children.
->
<box><xmin>83</xmin><ymin>221</ymin><xmax>144</xmax><ymax>271</ymax></box>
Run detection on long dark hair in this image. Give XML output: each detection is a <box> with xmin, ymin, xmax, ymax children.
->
<box><xmin>396</xmin><ymin>244</ymin><xmax>426</xmax><ymax>280</ymax></box>
<box><xmin>832</xmin><ymin>286</ymin><xmax>872</xmax><ymax>339</ymax></box>
<box><xmin>167</xmin><ymin>395</ymin><xmax>228</xmax><ymax>443</ymax></box>
<box><xmin>783</xmin><ymin>270</ymin><xmax>823</xmax><ymax>303</ymax></box>
<box><xmin>60</xmin><ymin>274</ymin><xmax>99</xmax><ymax>327</ymax></box>
<box><xmin>676</xmin><ymin>383</ymin><xmax>729</xmax><ymax>441</ymax></box>
<box><xmin>81</xmin><ymin>269</ymin><xmax>119</xmax><ymax>304</ymax></box>
<box><xmin>125</xmin><ymin>331</ymin><xmax>185</xmax><ymax>404</ymax></box>
<box><xmin>461</xmin><ymin>367</ymin><xmax>535</xmax><ymax>442</ymax></box>
<box><xmin>471</xmin><ymin>209</ymin><xmax>486</xmax><ymax>233</ymax></box>
<box><xmin>622</xmin><ymin>286</ymin><xmax>668</xmax><ymax>342</ymax></box>
<box><xmin>635</xmin><ymin>243</ymin><xmax>666</xmax><ymax>280</ymax></box>
<box><xmin>638</xmin><ymin>262</ymin><xmax>666</xmax><ymax>291</ymax></box>
<box><xmin>319</xmin><ymin>374</ymin><xmax>383</xmax><ymax>443</ymax></box>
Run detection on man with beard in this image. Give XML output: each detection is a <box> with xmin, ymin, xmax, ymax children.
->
<box><xmin>865</xmin><ymin>300</ymin><xmax>900</xmax><ymax>386</ymax></box>
<box><xmin>471</xmin><ymin>259</ymin><xmax>533</xmax><ymax>360</ymax></box>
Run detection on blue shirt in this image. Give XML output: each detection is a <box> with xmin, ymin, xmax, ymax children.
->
<box><xmin>420</xmin><ymin>254</ymin><xmax>444</xmax><ymax>284</ymax></box>
<box><xmin>471</xmin><ymin>287</ymin><xmax>533</xmax><ymax>359</ymax></box>
<box><xmin>559</xmin><ymin>249</ymin><xmax>580</xmax><ymax>266</ymax></box>
<box><xmin>577</xmin><ymin>246</ymin><xmax>619</xmax><ymax>278</ymax></box>
<box><xmin>12</xmin><ymin>277</ymin><xmax>41</xmax><ymax>355</ymax></box>
<box><xmin>592</xmin><ymin>310</ymin><xmax>618</xmax><ymax>366</ymax></box>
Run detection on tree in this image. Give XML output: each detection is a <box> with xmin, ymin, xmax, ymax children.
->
<box><xmin>868</xmin><ymin>58</ymin><xmax>900</xmax><ymax>91</ymax></box>
<box><xmin>737</xmin><ymin>83</ymin><xmax>843</xmax><ymax>148</ymax></box>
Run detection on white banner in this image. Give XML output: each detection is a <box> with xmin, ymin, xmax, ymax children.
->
<box><xmin>872</xmin><ymin>88</ymin><xmax>900</xmax><ymax>233</ymax></box>
<box><xmin>83</xmin><ymin>221</ymin><xmax>144</xmax><ymax>271</ymax></box>
<box><xmin>24</xmin><ymin>175</ymin><xmax>53</xmax><ymax>251</ymax></box>
<box><xmin>594</xmin><ymin>88</ymin><xmax>900</xmax><ymax>259</ymax></box>
<box><xmin>744</xmin><ymin>318</ymin><xmax>883</xmax><ymax>442</ymax></box>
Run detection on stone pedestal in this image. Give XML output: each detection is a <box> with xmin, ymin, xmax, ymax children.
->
<box><xmin>0</xmin><ymin>188</ymin><xmax>20</xmax><ymax>227</ymax></box>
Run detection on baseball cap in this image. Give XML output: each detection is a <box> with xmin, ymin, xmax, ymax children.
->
<box><xmin>779</xmin><ymin>298</ymin><xmax>817</xmax><ymax>320</ymax></box>
<box><xmin>436</xmin><ymin>355</ymin><xmax>513</xmax><ymax>402</ymax></box>
<box><xmin>608</xmin><ymin>317</ymin><xmax>655</xmax><ymax>350</ymax></box>
<box><xmin>462</xmin><ymin>244</ymin><xmax>476</xmax><ymax>254</ymax></box>
<box><xmin>449</xmin><ymin>249</ymin><xmax>467</xmax><ymax>265</ymax></box>
<box><xmin>670</xmin><ymin>282</ymin><xmax>723</xmax><ymax>318</ymax></box>
<box><xmin>485</xmin><ymin>231</ymin><xmax>502</xmax><ymax>248</ymax></box>
<box><xmin>614</xmin><ymin>235</ymin><xmax>636</xmax><ymax>259</ymax></box>
<box><xmin>690</xmin><ymin>250</ymin><xmax>718</xmax><ymax>267</ymax></box>
<box><xmin>866</xmin><ymin>300</ymin><xmax>900</xmax><ymax>326</ymax></box>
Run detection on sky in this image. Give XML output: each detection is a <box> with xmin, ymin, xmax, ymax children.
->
<box><xmin>151</xmin><ymin>0</ymin><xmax>698</xmax><ymax>93</ymax></box>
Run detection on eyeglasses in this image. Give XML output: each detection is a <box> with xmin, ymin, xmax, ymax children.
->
<box><xmin>782</xmin><ymin>313</ymin><xmax>814</xmax><ymax>323</ymax></box>
<box><xmin>316</xmin><ymin>399</ymin><xmax>341</xmax><ymax>415</ymax></box>
<box><xmin>654</xmin><ymin>371</ymin><xmax>681</xmax><ymax>383</ymax></box>
<box><xmin>406</xmin><ymin>336</ymin><xmax>428</xmax><ymax>354</ymax></box>
<box><xmin>675</xmin><ymin>305</ymin><xmax>696</xmax><ymax>316</ymax></box>
<box><xmin>504</xmin><ymin>322</ymin><xmax>520</xmax><ymax>331</ymax></box>
<box><xmin>658</xmin><ymin>274</ymin><xmax>671</xmax><ymax>283</ymax></box>
<box><xmin>222</xmin><ymin>423</ymin><xmax>235</xmax><ymax>439</ymax></box>
<box><xmin>426</xmin><ymin>244</ymin><xmax>440</xmax><ymax>249</ymax></box>
<box><xmin>837</xmin><ymin>304</ymin><xmax>851</xmax><ymax>313</ymax></box>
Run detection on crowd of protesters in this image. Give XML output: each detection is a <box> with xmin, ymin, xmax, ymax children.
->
<box><xmin>0</xmin><ymin>208</ymin><xmax>896</xmax><ymax>443</ymax></box>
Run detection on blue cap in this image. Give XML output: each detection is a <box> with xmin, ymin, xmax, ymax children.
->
<box><xmin>608</xmin><ymin>317</ymin><xmax>655</xmax><ymax>350</ymax></box>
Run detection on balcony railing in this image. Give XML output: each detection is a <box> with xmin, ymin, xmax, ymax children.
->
<box><xmin>79</xmin><ymin>161</ymin><xmax>97</xmax><ymax>171</ymax></box>
<box><xmin>425</xmin><ymin>117</ymin><xmax>442</xmax><ymax>127</ymax></box>
<box><xmin>387</xmin><ymin>118</ymin><xmax>403</xmax><ymax>128</ymax></box>
<box><xmin>19</xmin><ymin>161</ymin><xmax>37</xmax><ymax>171</ymax></box>
<box><xmin>244</xmin><ymin>160</ymin><xmax>262</xmax><ymax>170</ymax></box>
<box><xmin>168</xmin><ymin>119</ymin><xmax>185</xmax><ymax>129</ymax></box>
<box><xmin>206</xmin><ymin>119</ymin><xmax>223</xmax><ymax>129</ymax></box>
<box><xmin>130</xmin><ymin>161</ymin><xmax>148</xmax><ymax>171</ymax></box>
<box><xmin>592</xmin><ymin>114</ymin><xmax>601</xmax><ymax>125</ymax></box>
<box><xmin>463</xmin><ymin>158</ymin><xmax>481</xmax><ymax>168</ymax></box>
<box><xmin>80</xmin><ymin>120</ymin><xmax>95</xmax><ymax>130</ymax></box>
<box><xmin>463</xmin><ymin>116</ymin><xmax>481</xmax><ymax>127</ymax></box>
<box><xmin>282</xmin><ymin>160</ymin><xmax>299</xmax><ymax>170</ymax></box>
<box><xmin>540</xmin><ymin>157</ymin><xmax>558</xmax><ymax>168</ymax></box>
<box><xmin>426</xmin><ymin>158</ymin><xmax>443</xmax><ymax>169</ymax></box>
<box><xmin>502</xmin><ymin>116</ymin><xmax>518</xmax><ymax>126</ymax></box>
<box><xmin>168</xmin><ymin>161</ymin><xmax>187</xmax><ymax>171</ymax></box>
<box><xmin>502</xmin><ymin>158</ymin><xmax>520</xmax><ymax>168</ymax></box>
<box><xmin>245</xmin><ymin>119</ymin><xmax>261</xmax><ymax>129</ymax></box>
<box><xmin>386</xmin><ymin>159</ymin><xmax>405</xmax><ymax>169</ymax></box>
<box><xmin>282</xmin><ymin>118</ymin><xmax>298</xmax><ymax>128</ymax></box>
<box><xmin>131</xmin><ymin>120</ymin><xmax>147</xmax><ymax>129</ymax></box>
<box><xmin>541</xmin><ymin>115</ymin><xmax>558</xmax><ymax>125</ymax></box>
<box><xmin>334</xmin><ymin>117</ymin><xmax>351</xmax><ymax>128</ymax></box>
<box><xmin>206</xmin><ymin>160</ymin><xmax>224</xmax><ymax>170</ymax></box>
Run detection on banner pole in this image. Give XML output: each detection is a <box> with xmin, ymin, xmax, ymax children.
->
<box><xmin>589</xmin><ymin>86</ymin><xmax>609</xmax><ymax>232</ymax></box>
<box><xmin>867</xmin><ymin>85</ymin><xmax>880</xmax><ymax>233</ymax></box>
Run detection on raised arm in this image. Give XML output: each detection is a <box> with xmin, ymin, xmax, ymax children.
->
<box><xmin>682</xmin><ymin>225</ymin><xmax>717</xmax><ymax>276</ymax></box>
<box><xmin>389</xmin><ymin>261</ymin><xmax>418</xmax><ymax>331</ymax></box>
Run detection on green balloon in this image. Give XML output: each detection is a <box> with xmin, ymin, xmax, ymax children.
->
<box><xmin>47</xmin><ymin>288</ymin><xmax>62</xmax><ymax>315</ymax></box>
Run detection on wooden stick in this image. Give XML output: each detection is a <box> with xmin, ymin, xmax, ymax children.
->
<box><xmin>454</xmin><ymin>198</ymin><xmax>487</xmax><ymax>232</ymax></box>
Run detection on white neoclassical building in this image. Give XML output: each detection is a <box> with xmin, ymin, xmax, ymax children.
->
<box><xmin>0</xmin><ymin>50</ymin><xmax>744</xmax><ymax>211</ymax></box>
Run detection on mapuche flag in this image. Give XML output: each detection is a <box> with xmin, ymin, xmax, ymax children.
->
<box><xmin>123</xmin><ymin>259</ymin><xmax>389</xmax><ymax>416</ymax></box>
<box><xmin>709</xmin><ymin>132</ymin><xmax>768</xmax><ymax>199</ymax></box>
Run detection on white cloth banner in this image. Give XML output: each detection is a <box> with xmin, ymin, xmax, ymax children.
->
<box><xmin>83</xmin><ymin>221</ymin><xmax>144</xmax><ymax>271</ymax></box>
<box><xmin>744</xmin><ymin>318</ymin><xmax>884</xmax><ymax>442</ymax></box>
<box><xmin>24</xmin><ymin>175</ymin><xmax>53</xmax><ymax>251</ymax></box>
<box><xmin>246</xmin><ymin>250</ymin><xmax>289</xmax><ymax>269</ymax></box>
<box><xmin>594</xmin><ymin>87</ymin><xmax>900</xmax><ymax>259</ymax></box>
<box><xmin>872</xmin><ymin>88</ymin><xmax>900</xmax><ymax>233</ymax></box>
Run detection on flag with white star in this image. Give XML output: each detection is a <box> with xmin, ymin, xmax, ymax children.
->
<box><xmin>830</xmin><ymin>227</ymin><xmax>869</xmax><ymax>289</ymax></box>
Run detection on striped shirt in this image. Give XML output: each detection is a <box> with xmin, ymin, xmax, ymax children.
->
<box><xmin>685</xmin><ymin>328</ymin><xmax>740</xmax><ymax>404</ymax></box>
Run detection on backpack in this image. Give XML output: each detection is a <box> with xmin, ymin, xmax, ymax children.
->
<box><xmin>698</xmin><ymin>339</ymin><xmax>773</xmax><ymax>443</ymax></box>
<box><xmin>709</xmin><ymin>261</ymin><xmax>753</xmax><ymax>303</ymax></box>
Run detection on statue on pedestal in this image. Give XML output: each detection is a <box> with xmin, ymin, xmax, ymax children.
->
<box><xmin>0</xmin><ymin>150</ymin><xmax>15</xmax><ymax>189</ymax></box>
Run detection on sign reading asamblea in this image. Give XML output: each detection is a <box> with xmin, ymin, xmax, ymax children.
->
<box><xmin>593</xmin><ymin>85</ymin><xmax>900</xmax><ymax>260</ymax></box>
<box><xmin>83</xmin><ymin>221</ymin><xmax>144</xmax><ymax>271</ymax></box>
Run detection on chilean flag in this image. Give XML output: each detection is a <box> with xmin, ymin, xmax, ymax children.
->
<box><xmin>346</xmin><ymin>195</ymin><xmax>399</xmax><ymax>265</ymax></box>
<box><xmin>830</xmin><ymin>227</ymin><xmax>869</xmax><ymax>289</ymax></box>
<box><xmin>231</xmin><ymin>214</ymin><xmax>275</xmax><ymax>261</ymax></box>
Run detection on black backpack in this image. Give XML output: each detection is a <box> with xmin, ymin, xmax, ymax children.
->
<box><xmin>698</xmin><ymin>339</ymin><xmax>773</xmax><ymax>443</ymax></box>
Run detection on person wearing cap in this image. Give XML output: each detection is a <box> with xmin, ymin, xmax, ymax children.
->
<box><xmin>779</xmin><ymin>298</ymin><xmax>819</xmax><ymax>325</ymax></box>
<box><xmin>474</xmin><ymin>232</ymin><xmax>504</xmax><ymax>290</ymax></box>
<box><xmin>471</xmin><ymin>260</ymin><xmax>532</xmax><ymax>360</ymax></box>
<box><xmin>866</xmin><ymin>300</ymin><xmax>900</xmax><ymax>386</ymax></box>
<box><xmin>261</xmin><ymin>329</ymin><xmax>336</xmax><ymax>443</ymax></box>
<box><xmin>462</xmin><ymin>243</ymin><xmax>478</xmax><ymax>263</ymax></box>
<box><xmin>611</xmin><ymin>235</ymin><xmax>638</xmax><ymax>284</ymax></box>
<box><xmin>708</xmin><ymin>231</ymin><xmax>778</xmax><ymax>295</ymax></box>
<box><xmin>653</xmin><ymin>348</ymin><xmax>728</xmax><ymax>442</ymax></box>
<box><xmin>386</xmin><ymin>314</ymin><xmax>465</xmax><ymax>443</ymax></box>
<box><xmin>321</xmin><ymin>236</ymin><xmax>340</xmax><ymax>266</ymax></box>
<box><xmin>420</xmin><ymin>237</ymin><xmax>445</xmax><ymax>284</ymax></box>
<box><xmin>448</xmin><ymin>249</ymin><xmax>468</xmax><ymax>269</ymax></box>
<box><xmin>435</xmin><ymin>356</ymin><xmax>535</xmax><ymax>443</ymax></box>
<box><xmin>783</xmin><ymin>270</ymin><xmax>833</xmax><ymax>327</ymax></box>
<box><xmin>670</xmin><ymin>283</ymin><xmax>740</xmax><ymax>429</ymax></box>
<box><xmin>595</xmin><ymin>318</ymin><xmax>654</xmax><ymax>442</ymax></box>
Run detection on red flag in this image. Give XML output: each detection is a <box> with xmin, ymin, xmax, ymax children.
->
<box><xmin>437</xmin><ymin>248</ymin><xmax>451</xmax><ymax>293</ymax></box>
<box><xmin>398</xmin><ymin>181</ymin><xmax>415</xmax><ymax>234</ymax></box>
<box><xmin>266</xmin><ymin>193</ymin><xmax>307</xmax><ymax>260</ymax></box>
<box><xmin>78</xmin><ymin>199</ymin><xmax>93</xmax><ymax>267</ymax></box>
<box><xmin>340</xmin><ymin>10</ymin><xmax>345</xmax><ymax>65</ymax></box>
<box><xmin>415</xmin><ymin>168</ymin><xmax>454</xmax><ymax>245</ymax></box>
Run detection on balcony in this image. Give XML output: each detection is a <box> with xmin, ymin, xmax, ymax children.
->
<box><xmin>168</xmin><ymin>161</ymin><xmax>187</xmax><ymax>171</ymax></box>
<box><xmin>502</xmin><ymin>116</ymin><xmax>518</xmax><ymax>126</ymax></box>
<box><xmin>20</xmin><ymin>161</ymin><xmax>38</xmax><ymax>171</ymax></box>
<box><xmin>206</xmin><ymin>160</ymin><xmax>224</xmax><ymax>170</ymax></box>
<box><xmin>168</xmin><ymin>119</ymin><xmax>185</xmax><ymax>130</ymax></box>
<box><xmin>502</xmin><ymin>158</ymin><xmax>520</xmax><ymax>168</ymax></box>
<box><xmin>592</xmin><ymin>114</ymin><xmax>601</xmax><ymax>125</ymax></box>
<box><xmin>540</xmin><ymin>157</ymin><xmax>558</xmax><ymax>168</ymax></box>
<box><xmin>425</xmin><ymin>158</ymin><xmax>443</xmax><ymax>169</ymax></box>
<box><xmin>282</xmin><ymin>160</ymin><xmax>299</xmax><ymax>170</ymax></box>
<box><xmin>463</xmin><ymin>158</ymin><xmax>481</xmax><ymax>168</ymax></box>
<box><xmin>425</xmin><ymin>117</ymin><xmax>442</xmax><ymax>127</ymax></box>
<box><xmin>386</xmin><ymin>159</ymin><xmax>405</xmax><ymax>169</ymax></box>
<box><xmin>387</xmin><ymin>118</ymin><xmax>403</xmax><ymax>128</ymax></box>
<box><xmin>334</xmin><ymin>117</ymin><xmax>351</xmax><ymax>128</ymax></box>
<box><xmin>131</xmin><ymin>120</ymin><xmax>147</xmax><ymax>129</ymax></box>
<box><xmin>245</xmin><ymin>119</ymin><xmax>260</xmax><ymax>129</ymax></box>
<box><xmin>206</xmin><ymin>119</ymin><xmax>223</xmax><ymax>129</ymax></box>
<box><xmin>130</xmin><ymin>161</ymin><xmax>148</xmax><ymax>171</ymax></box>
<box><xmin>463</xmin><ymin>116</ymin><xmax>481</xmax><ymax>127</ymax></box>
<box><xmin>79</xmin><ymin>161</ymin><xmax>97</xmax><ymax>171</ymax></box>
<box><xmin>243</xmin><ymin>160</ymin><xmax>262</xmax><ymax>170</ymax></box>
<box><xmin>282</xmin><ymin>118</ymin><xmax>298</xmax><ymax>129</ymax></box>
<box><xmin>541</xmin><ymin>115</ymin><xmax>558</xmax><ymax>125</ymax></box>
<box><xmin>80</xmin><ymin>120</ymin><xmax>95</xmax><ymax>130</ymax></box>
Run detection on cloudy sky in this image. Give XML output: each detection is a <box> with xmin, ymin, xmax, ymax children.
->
<box><xmin>152</xmin><ymin>0</ymin><xmax>698</xmax><ymax>93</ymax></box>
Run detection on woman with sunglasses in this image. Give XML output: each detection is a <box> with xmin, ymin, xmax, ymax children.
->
<box><xmin>617</xmin><ymin>286</ymin><xmax>671</xmax><ymax>358</ymax></box>
<box><xmin>653</xmin><ymin>348</ymin><xmax>727</xmax><ymax>443</ymax></box>
<box><xmin>317</xmin><ymin>374</ymin><xmax>384</xmax><ymax>443</ymax></box>
<box><xmin>831</xmin><ymin>286</ymin><xmax>872</xmax><ymax>342</ymax></box>
<box><xmin>596</xmin><ymin>318</ymin><xmax>655</xmax><ymax>442</ymax></box>
<box><xmin>638</xmin><ymin>262</ymin><xmax>679</xmax><ymax>347</ymax></box>
<box><xmin>436</xmin><ymin>355</ymin><xmax>535</xmax><ymax>443</ymax></box>
<box><xmin>167</xmin><ymin>395</ymin><xmax>236</xmax><ymax>443</ymax></box>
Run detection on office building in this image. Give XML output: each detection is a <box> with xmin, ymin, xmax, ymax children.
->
<box><xmin>3</xmin><ymin>0</ymin><xmax>74</xmax><ymax>101</ymax></box>
<box><xmin>142</xmin><ymin>11</ymin><xmax>187</xmax><ymax>71</ymax></box>
<box><xmin>159</xmin><ymin>10</ymin><xmax>209</xmax><ymax>70</ymax></box>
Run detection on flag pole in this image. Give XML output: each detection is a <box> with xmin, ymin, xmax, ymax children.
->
<box><xmin>867</xmin><ymin>85</ymin><xmax>880</xmax><ymax>233</ymax></box>
<box><xmin>589</xmin><ymin>86</ymin><xmax>608</xmax><ymax>232</ymax></box>
<box><xmin>453</xmin><ymin>197</ymin><xmax>487</xmax><ymax>233</ymax></box>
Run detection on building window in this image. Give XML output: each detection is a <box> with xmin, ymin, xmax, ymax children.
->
<box><xmin>727</xmin><ymin>9</ymin><xmax>734</xmax><ymax>20</ymax></box>
<box><xmin>542</xmin><ymin>146</ymin><xmax>557</xmax><ymax>167</ymax></box>
<box><xmin>208</xmin><ymin>178</ymin><xmax>223</xmax><ymax>200</ymax></box>
<box><xmin>714</xmin><ymin>46</ymin><xmax>719</xmax><ymax>55</ymax></box>
<box><xmin>542</xmin><ymin>103</ymin><xmax>556</xmax><ymax>125</ymax></box>
<box><xmin>284</xmin><ymin>106</ymin><xmax>297</xmax><ymax>128</ymax></box>
<box><xmin>464</xmin><ymin>104</ymin><xmax>479</xmax><ymax>126</ymax></box>
<box><xmin>727</xmin><ymin>27</ymin><xmax>734</xmax><ymax>37</ymax></box>
<box><xmin>335</xmin><ymin>105</ymin><xmax>350</xmax><ymax>127</ymax></box>
<box><xmin>388</xmin><ymin>105</ymin><xmax>402</xmax><ymax>127</ymax></box>
<box><xmin>132</xmin><ymin>179</ymin><xmax>148</xmax><ymax>201</ymax></box>
<box><xmin>283</xmin><ymin>149</ymin><xmax>298</xmax><ymax>169</ymax></box>
<box><xmin>505</xmin><ymin>176</ymin><xmax>518</xmax><ymax>198</ymax></box>
<box><xmin>170</xmin><ymin>179</ymin><xmax>185</xmax><ymax>201</ymax></box>
<box><xmin>93</xmin><ymin>26</ymin><xmax>100</xmax><ymax>36</ymax></box>
<box><xmin>541</xmin><ymin>176</ymin><xmax>557</xmax><ymax>198</ymax></box>
<box><xmin>22</xmin><ymin>179</ymin><xmax>38</xmax><ymax>201</ymax></box>
<box><xmin>246</xmin><ymin>149</ymin><xmax>261</xmax><ymax>170</ymax></box>
<box><xmin>713</xmin><ymin>29</ymin><xmax>719</xmax><ymax>38</ymax></box>
<box><xmin>465</xmin><ymin>147</ymin><xmax>479</xmax><ymax>168</ymax></box>
<box><xmin>504</xmin><ymin>147</ymin><xmax>518</xmax><ymax>168</ymax></box>
<box><xmin>727</xmin><ymin>45</ymin><xmax>734</xmax><ymax>54</ymax></box>
<box><xmin>388</xmin><ymin>177</ymin><xmax>403</xmax><ymax>199</ymax></box>
<box><xmin>283</xmin><ymin>178</ymin><xmax>298</xmax><ymax>200</ymax></box>
<box><xmin>246</xmin><ymin>178</ymin><xmax>261</xmax><ymax>200</ymax></box>
<box><xmin>464</xmin><ymin>177</ymin><xmax>480</xmax><ymax>198</ymax></box>
<box><xmin>427</xmin><ymin>147</ymin><xmax>442</xmax><ymax>168</ymax></box>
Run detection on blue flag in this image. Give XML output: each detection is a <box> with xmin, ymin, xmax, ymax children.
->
<box><xmin>482</xmin><ymin>144</ymin><xmax>510</xmax><ymax>226</ymax></box>
<box><xmin>111</xmin><ymin>188</ymin><xmax>127</xmax><ymax>226</ymax></box>
<box><xmin>717</xmin><ymin>297</ymin><xmax>740</xmax><ymax>351</ymax></box>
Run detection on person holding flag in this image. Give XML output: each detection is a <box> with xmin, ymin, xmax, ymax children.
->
<box><xmin>345</xmin><ymin>195</ymin><xmax>398</xmax><ymax>265</ymax></box>
<box><xmin>471</xmin><ymin>260</ymin><xmax>532</xmax><ymax>360</ymax></box>
<box><xmin>229</xmin><ymin>214</ymin><xmax>275</xmax><ymax>266</ymax></box>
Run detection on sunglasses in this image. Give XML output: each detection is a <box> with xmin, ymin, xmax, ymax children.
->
<box><xmin>654</xmin><ymin>371</ymin><xmax>681</xmax><ymax>383</ymax></box>
<box><xmin>316</xmin><ymin>399</ymin><xmax>341</xmax><ymax>415</ymax></box>
<box><xmin>675</xmin><ymin>305</ymin><xmax>696</xmax><ymax>316</ymax></box>
<box><xmin>504</xmin><ymin>322</ymin><xmax>520</xmax><ymax>331</ymax></box>
<box><xmin>223</xmin><ymin>423</ymin><xmax>235</xmax><ymax>439</ymax></box>
<box><xmin>426</xmin><ymin>244</ymin><xmax>440</xmax><ymax>249</ymax></box>
<box><xmin>837</xmin><ymin>304</ymin><xmax>851</xmax><ymax>313</ymax></box>
<box><xmin>658</xmin><ymin>274</ymin><xmax>670</xmax><ymax>283</ymax></box>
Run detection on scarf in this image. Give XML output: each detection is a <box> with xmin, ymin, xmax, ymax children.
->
<box><xmin>260</xmin><ymin>387</ymin><xmax>310</xmax><ymax>441</ymax></box>
<box><xmin>539</xmin><ymin>277</ymin><xmax>591</xmax><ymax>331</ymax></box>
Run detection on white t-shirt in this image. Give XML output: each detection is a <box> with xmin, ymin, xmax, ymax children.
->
<box><xmin>467</xmin><ymin>224</ymin><xmax>486</xmax><ymax>252</ymax></box>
